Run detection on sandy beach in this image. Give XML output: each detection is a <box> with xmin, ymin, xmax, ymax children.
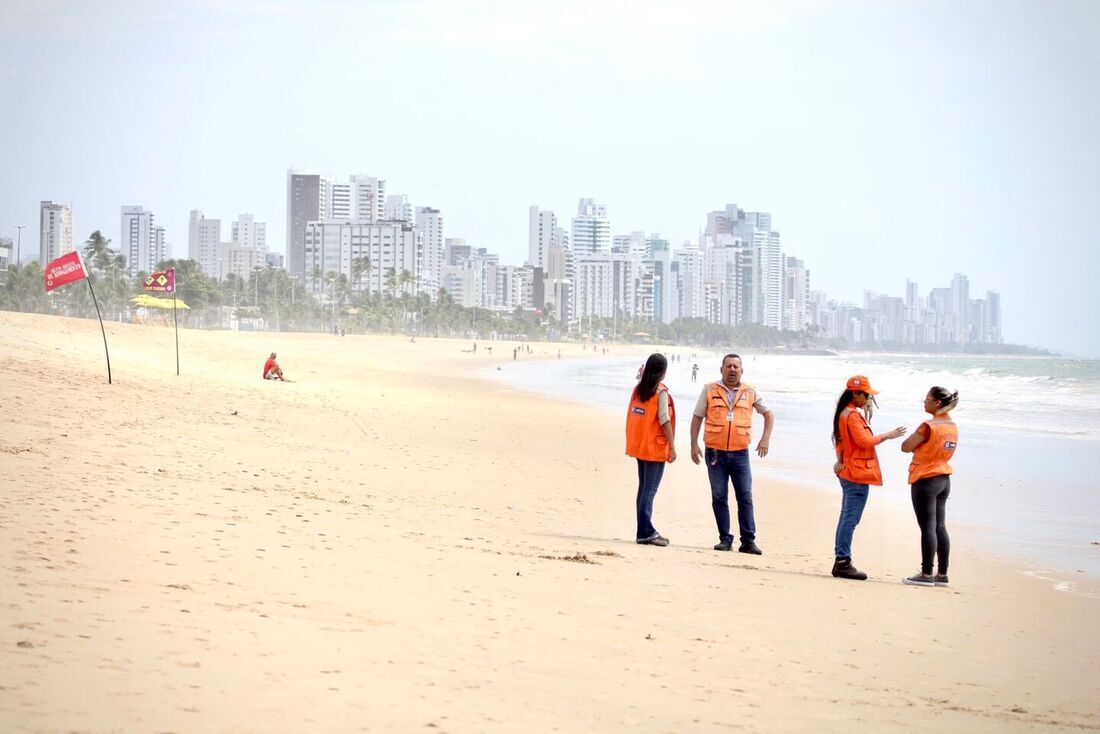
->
<box><xmin>1</xmin><ymin>311</ymin><xmax>1098</xmax><ymax>733</ymax></box>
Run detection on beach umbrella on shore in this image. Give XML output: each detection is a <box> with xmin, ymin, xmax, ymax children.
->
<box><xmin>130</xmin><ymin>294</ymin><xmax>190</xmax><ymax>309</ymax></box>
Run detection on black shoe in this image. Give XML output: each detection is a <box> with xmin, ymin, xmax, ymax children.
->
<box><xmin>637</xmin><ymin>534</ymin><xmax>670</xmax><ymax>547</ymax></box>
<box><xmin>933</xmin><ymin>574</ymin><xmax>950</xmax><ymax>587</ymax></box>
<box><xmin>738</xmin><ymin>542</ymin><xmax>762</xmax><ymax>555</ymax></box>
<box><xmin>713</xmin><ymin>540</ymin><xmax>733</xmax><ymax>551</ymax></box>
<box><xmin>831</xmin><ymin>557</ymin><xmax>867</xmax><ymax>581</ymax></box>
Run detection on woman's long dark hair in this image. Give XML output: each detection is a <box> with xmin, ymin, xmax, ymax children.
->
<box><xmin>635</xmin><ymin>353</ymin><xmax>668</xmax><ymax>402</ymax></box>
<box><xmin>832</xmin><ymin>389</ymin><xmax>857</xmax><ymax>445</ymax></box>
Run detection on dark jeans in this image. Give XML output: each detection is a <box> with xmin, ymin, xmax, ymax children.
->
<box><xmin>635</xmin><ymin>459</ymin><xmax>666</xmax><ymax>540</ymax></box>
<box><xmin>912</xmin><ymin>475</ymin><xmax>950</xmax><ymax>575</ymax></box>
<box><xmin>705</xmin><ymin>447</ymin><xmax>755</xmax><ymax>543</ymax></box>
<box><xmin>834</xmin><ymin>478</ymin><xmax>869</xmax><ymax>558</ymax></box>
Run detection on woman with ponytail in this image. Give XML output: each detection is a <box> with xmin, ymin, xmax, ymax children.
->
<box><xmin>900</xmin><ymin>387</ymin><xmax>960</xmax><ymax>587</ymax></box>
<box><xmin>830</xmin><ymin>376</ymin><xmax>907</xmax><ymax>580</ymax></box>
<box><xmin>625</xmin><ymin>353</ymin><xmax>677</xmax><ymax>546</ymax></box>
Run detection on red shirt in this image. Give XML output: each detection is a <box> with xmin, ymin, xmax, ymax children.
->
<box><xmin>263</xmin><ymin>357</ymin><xmax>277</xmax><ymax>377</ymax></box>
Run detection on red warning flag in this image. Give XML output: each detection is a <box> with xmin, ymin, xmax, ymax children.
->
<box><xmin>44</xmin><ymin>251</ymin><xmax>88</xmax><ymax>293</ymax></box>
<box><xmin>143</xmin><ymin>268</ymin><xmax>176</xmax><ymax>293</ymax></box>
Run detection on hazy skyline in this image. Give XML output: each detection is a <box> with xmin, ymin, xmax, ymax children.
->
<box><xmin>2</xmin><ymin>0</ymin><xmax>1098</xmax><ymax>355</ymax></box>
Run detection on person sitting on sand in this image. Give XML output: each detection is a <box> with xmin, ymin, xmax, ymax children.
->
<box><xmin>263</xmin><ymin>352</ymin><xmax>288</xmax><ymax>381</ymax></box>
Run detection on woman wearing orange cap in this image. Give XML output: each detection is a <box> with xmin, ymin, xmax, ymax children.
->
<box><xmin>830</xmin><ymin>375</ymin><xmax>907</xmax><ymax>580</ymax></box>
<box><xmin>625</xmin><ymin>353</ymin><xmax>677</xmax><ymax>546</ymax></box>
<box><xmin>900</xmin><ymin>387</ymin><xmax>960</xmax><ymax>587</ymax></box>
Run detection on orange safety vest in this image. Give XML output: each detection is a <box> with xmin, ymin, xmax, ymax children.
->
<box><xmin>908</xmin><ymin>416</ymin><xmax>958</xmax><ymax>485</ymax></box>
<box><xmin>702</xmin><ymin>382</ymin><xmax>755</xmax><ymax>452</ymax></box>
<box><xmin>625</xmin><ymin>383</ymin><xmax>677</xmax><ymax>462</ymax></box>
<box><xmin>836</xmin><ymin>406</ymin><xmax>883</xmax><ymax>486</ymax></box>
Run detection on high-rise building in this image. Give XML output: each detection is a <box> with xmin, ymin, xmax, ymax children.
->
<box><xmin>415</xmin><ymin>207</ymin><xmax>444</xmax><ymax>297</ymax></box>
<box><xmin>286</xmin><ymin>171</ymin><xmax>328</xmax><ymax>279</ymax></box>
<box><xmin>231</xmin><ymin>214</ymin><xmax>267</xmax><ymax>253</ymax></box>
<box><xmin>351</xmin><ymin>175</ymin><xmax>386</xmax><ymax>223</ymax></box>
<box><xmin>188</xmin><ymin>210</ymin><xmax>222</xmax><ymax>279</ymax></box>
<box><xmin>304</xmin><ymin>220</ymin><xmax>418</xmax><ymax>295</ymax></box>
<box><xmin>783</xmin><ymin>256</ymin><xmax>810</xmax><ymax>332</ymax></box>
<box><xmin>120</xmin><ymin>206</ymin><xmax>167</xmax><ymax>278</ymax></box>
<box><xmin>528</xmin><ymin>206</ymin><xmax>558</xmax><ymax>270</ymax></box>
<box><xmin>384</xmin><ymin>194</ymin><xmax>413</xmax><ymax>222</ymax></box>
<box><xmin>571</xmin><ymin>198</ymin><xmax>610</xmax><ymax>257</ymax></box>
<box><xmin>39</xmin><ymin>200</ymin><xmax>73</xmax><ymax>264</ymax></box>
<box><xmin>674</xmin><ymin>244</ymin><xmax>706</xmax><ymax>320</ymax></box>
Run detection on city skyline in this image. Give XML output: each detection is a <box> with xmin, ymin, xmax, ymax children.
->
<box><xmin>1</xmin><ymin>1</ymin><xmax>1097</xmax><ymax>355</ymax></box>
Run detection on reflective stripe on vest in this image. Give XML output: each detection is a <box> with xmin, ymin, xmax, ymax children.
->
<box><xmin>625</xmin><ymin>383</ymin><xmax>677</xmax><ymax>462</ymax></box>
<box><xmin>908</xmin><ymin>417</ymin><xmax>958</xmax><ymax>485</ymax></box>
<box><xmin>702</xmin><ymin>382</ymin><xmax>754</xmax><ymax>451</ymax></box>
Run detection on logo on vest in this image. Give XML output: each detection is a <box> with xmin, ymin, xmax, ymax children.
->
<box><xmin>944</xmin><ymin>441</ymin><xmax>957</xmax><ymax>449</ymax></box>
<box><xmin>632</xmin><ymin>407</ymin><xmax>646</xmax><ymax>416</ymax></box>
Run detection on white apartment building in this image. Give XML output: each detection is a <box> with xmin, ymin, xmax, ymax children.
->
<box><xmin>39</xmin><ymin>200</ymin><xmax>73</xmax><ymax>264</ymax></box>
<box><xmin>384</xmin><ymin>194</ymin><xmax>413</xmax><ymax>222</ymax></box>
<box><xmin>351</xmin><ymin>175</ymin><xmax>386</xmax><ymax>223</ymax></box>
<box><xmin>0</xmin><ymin>237</ymin><xmax>12</xmax><ymax>271</ymax></box>
<box><xmin>527</xmin><ymin>205</ymin><xmax>558</xmax><ymax>270</ymax></box>
<box><xmin>575</xmin><ymin>253</ymin><xmax>637</xmax><ymax>322</ymax></box>
<box><xmin>304</xmin><ymin>220</ymin><xmax>418</xmax><ymax>295</ymax></box>
<box><xmin>674</xmin><ymin>244</ymin><xmax>706</xmax><ymax>320</ymax></box>
<box><xmin>753</xmin><ymin>229</ymin><xmax>784</xmax><ymax>330</ymax></box>
<box><xmin>571</xmin><ymin>198</ymin><xmax>610</xmax><ymax>257</ymax></box>
<box><xmin>188</xmin><ymin>210</ymin><xmax>222</xmax><ymax>279</ymax></box>
<box><xmin>120</xmin><ymin>206</ymin><xmax>167</xmax><ymax>278</ymax></box>
<box><xmin>415</xmin><ymin>207</ymin><xmax>444</xmax><ymax>298</ymax></box>
<box><xmin>783</xmin><ymin>256</ymin><xmax>811</xmax><ymax>332</ymax></box>
<box><xmin>231</xmin><ymin>213</ymin><xmax>267</xmax><ymax>253</ymax></box>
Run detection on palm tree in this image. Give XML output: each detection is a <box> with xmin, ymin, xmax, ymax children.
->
<box><xmin>383</xmin><ymin>267</ymin><xmax>397</xmax><ymax>300</ymax></box>
<box><xmin>351</xmin><ymin>256</ymin><xmax>371</xmax><ymax>294</ymax></box>
<box><xmin>82</xmin><ymin>231</ymin><xmax>114</xmax><ymax>273</ymax></box>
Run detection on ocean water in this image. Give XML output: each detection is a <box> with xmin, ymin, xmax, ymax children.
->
<box><xmin>491</xmin><ymin>350</ymin><xmax>1100</xmax><ymax>578</ymax></box>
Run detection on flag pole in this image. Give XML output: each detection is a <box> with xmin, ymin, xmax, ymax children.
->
<box><xmin>85</xmin><ymin>275</ymin><xmax>113</xmax><ymax>385</ymax></box>
<box><xmin>173</xmin><ymin>289</ymin><xmax>179</xmax><ymax>376</ymax></box>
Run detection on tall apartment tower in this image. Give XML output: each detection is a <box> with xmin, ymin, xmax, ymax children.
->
<box><xmin>415</xmin><ymin>206</ymin><xmax>444</xmax><ymax>297</ymax></box>
<box><xmin>188</xmin><ymin>210</ymin><xmax>222</xmax><ymax>278</ymax></box>
<box><xmin>528</xmin><ymin>206</ymin><xmax>558</xmax><ymax>270</ymax></box>
<box><xmin>384</xmin><ymin>194</ymin><xmax>413</xmax><ymax>222</ymax></box>
<box><xmin>120</xmin><ymin>206</ymin><xmax>167</xmax><ymax>278</ymax></box>
<box><xmin>39</xmin><ymin>200</ymin><xmax>73</xmax><ymax>264</ymax></box>
<box><xmin>351</xmin><ymin>175</ymin><xmax>386</xmax><ymax>223</ymax></box>
<box><xmin>286</xmin><ymin>171</ymin><xmax>327</xmax><ymax>279</ymax></box>
<box><xmin>571</xmin><ymin>198</ymin><xmax>610</xmax><ymax>257</ymax></box>
<box><xmin>231</xmin><ymin>214</ymin><xmax>267</xmax><ymax>253</ymax></box>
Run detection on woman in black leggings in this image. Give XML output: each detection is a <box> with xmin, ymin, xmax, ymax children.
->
<box><xmin>900</xmin><ymin>387</ymin><xmax>959</xmax><ymax>587</ymax></box>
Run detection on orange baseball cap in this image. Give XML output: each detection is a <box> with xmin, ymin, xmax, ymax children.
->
<box><xmin>846</xmin><ymin>375</ymin><xmax>879</xmax><ymax>395</ymax></box>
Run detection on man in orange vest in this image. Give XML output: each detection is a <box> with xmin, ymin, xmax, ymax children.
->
<box><xmin>690</xmin><ymin>353</ymin><xmax>775</xmax><ymax>554</ymax></box>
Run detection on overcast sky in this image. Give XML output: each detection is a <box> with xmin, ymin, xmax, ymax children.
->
<box><xmin>2</xmin><ymin>0</ymin><xmax>1098</xmax><ymax>355</ymax></box>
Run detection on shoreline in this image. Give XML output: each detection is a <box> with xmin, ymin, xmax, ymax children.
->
<box><xmin>2</xmin><ymin>312</ymin><xmax>1098</xmax><ymax>732</ymax></box>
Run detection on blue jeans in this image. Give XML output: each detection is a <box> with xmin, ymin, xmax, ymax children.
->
<box><xmin>636</xmin><ymin>459</ymin><xmax>665</xmax><ymax>540</ymax></box>
<box><xmin>834</xmin><ymin>478</ymin><xmax>869</xmax><ymax>558</ymax></box>
<box><xmin>705</xmin><ymin>448</ymin><xmax>755</xmax><ymax>543</ymax></box>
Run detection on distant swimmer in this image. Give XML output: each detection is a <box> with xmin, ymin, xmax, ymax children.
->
<box><xmin>830</xmin><ymin>376</ymin><xmax>906</xmax><ymax>581</ymax></box>
<box><xmin>690</xmin><ymin>353</ymin><xmax>774</xmax><ymax>555</ymax></box>
<box><xmin>625</xmin><ymin>353</ymin><xmax>677</xmax><ymax>547</ymax></box>
<box><xmin>263</xmin><ymin>352</ymin><xmax>290</xmax><ymax>382</ymax></box>
<box><xmin>900</xmin><ymin>386</ymin><xmax>960</xmax><ymax>588</ymax></box>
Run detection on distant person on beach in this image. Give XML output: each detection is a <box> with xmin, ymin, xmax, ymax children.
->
<box><xmin>263</xmin><ymin>352</ymin><xmax>288</xmax><ymax>381</ymax></box>
<box><xmin>900</xmin><ymin>387</ymin><xmax>960</xmax><ymax>588</ymax></box>
<box><xmin>625</xmin><ymin>353</ymin><xmax>677</xmax><ymax>547</ymax></box>
<box><xmin>690</xmin><ymin>354</ymin><xmax>774</xmax><ymax>554</ymax></box>
<box><xmin>830</xmin><ymin>375</ymin><xmax>906</xmax><ymax>580</ymax></box>
<box><xmin>691</xmin><ymin>363</ymin><xmax>699</xmax><ymax>382</ymax></box>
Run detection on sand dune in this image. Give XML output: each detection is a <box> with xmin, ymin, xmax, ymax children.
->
<box><xmin>1</xmin><ymin>311</ymin><xmax>1098</xmax><ymax>732</ymax></box>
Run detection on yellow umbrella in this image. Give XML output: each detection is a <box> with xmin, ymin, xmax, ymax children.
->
<box><xmin>130</xmin><ymin>294</ymin><xmax>191</xmax><ymax>310</ymax></box>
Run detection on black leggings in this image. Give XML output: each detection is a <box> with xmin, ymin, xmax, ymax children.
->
<box><xmin>911</xmin><ymin>475</ymin><xmax>951</xmax><ymax>575</ymax></box>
